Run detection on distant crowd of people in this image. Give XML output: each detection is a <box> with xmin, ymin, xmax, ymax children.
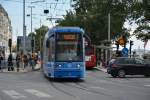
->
<box><xmin>0</xmin><ymin>52</ymin><xmax>39</xmax><ymax>72</ymax></box>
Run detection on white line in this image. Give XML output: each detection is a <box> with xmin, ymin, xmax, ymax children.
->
<box><xmin>2</xmin><ymin>90</ymin><xmax>26</xmax><ymax>99</ymax></box>
<box><xmin>25</xmin><ymin>89</ymin><xmax>52</xmax><ymax>98</ymax></box>
<box><xmin>144</xmin><ymin>85</ymin><xmax>150</xmax><ymax>87</ymax></box>
<box><xmin>90</xmin><ymin>86</ymin><xmax>108</xmax><ymax>91</ymax></box>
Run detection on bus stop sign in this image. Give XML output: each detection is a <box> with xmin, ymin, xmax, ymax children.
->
<box><xmin>122</xmin><ymin>47</ymin><xmax>128</xmax><ymax>57</ymax></box>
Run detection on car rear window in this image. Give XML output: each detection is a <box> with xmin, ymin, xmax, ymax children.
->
<box><xmin>116</xmin><ymin>58</ymin><xmax>135</xmax><ymax>64</ymax></box>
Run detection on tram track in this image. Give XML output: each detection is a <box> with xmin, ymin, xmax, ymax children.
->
<box><xmin>45</xmin><ymin>75</ymin><xmax>123</xmax><ymax>100</ymax></box>
<box><xmin>62</xmin><ymin>81</ymin><xmax>123</xmax><ymax>100</ymax></box>
<box><xmin>49</xmin><ymin>80</ymin><xmax>81</xmax><ymax>100</ymax></box>
<box><xmin>45</xmin><ymin>71</ymin><xmax>123</xmax><ymax>100</ymax></box>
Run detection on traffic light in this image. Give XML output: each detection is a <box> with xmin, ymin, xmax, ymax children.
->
<box><xmin>8</xmin><ymin>38</ymin><xmax>12</xmax><ymax>47</ymax></box>
<box><xmin>17</xmin><ymin>38</ymin><xmax>21</xmax><ymax>51</ymax></box>
<box><xmin>17</xmin><ymin>38</ymin><xmax>20</xmax><ymax>45</ymax></box>
<box><xmin>31</xmin><ymin>39</ymin><xmax>34</xmax><ymax>53</ymax></box>
<box><xmin>130</xmin><ymin>40</ymin><xmax>134</xmax><ymax>45</ymax></box>
<box><xmin>31</xmin><ymin>39</ymin><xmax>34</xmax><ymax>47</ymax></box>
<box><xmin>122</xmin><ymin>35</ymin><xmax>127</xmax><ymax>45</ymax></box>
<box><xmin>44</xmin><ymin>9</ymin><xmax>49</xmax><ymax>14</ymax></box>
<box><xmin>115</xmin><ymin>41</ymin><xmax>119</xmax><ymax>52</ymax></box>
<box><xmin>129</xmin><ymin>40</ymin><xmax>134</xmax><ymax>58</ymax></box>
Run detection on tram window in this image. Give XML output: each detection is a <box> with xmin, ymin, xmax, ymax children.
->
<box><xmin>48</xmin><ymin>36</ymin><xmax>55</xmax><ymax>61</ymax></box>
<box><xmin>51</xmin><ymin>37</ymin><xmax>55</xmax><ymax>61</ymax></box>
<box><xmin>48</xmin><ymin>41</ymin><xmax>51</xmax><ymax>61</ymax></box>
<box><xmin>45</xmin><ymin>47</ymin><xmax>49</xmax><ymax>62</ymax></box>
<box><xmin>46</xmin><ymin>35</ymin><xmax>54</xmax><ymax>48</ymax></box>
<box><xmin>56</xmin><ymin>33</ymin><xmax>83</xmax><ymax>61</ymax></box>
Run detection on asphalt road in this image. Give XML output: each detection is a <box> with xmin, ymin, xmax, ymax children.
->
<box><xmin>0</xmin><ymin>69</ymin><xmax>150</xmax><ymax>100</ymax></box>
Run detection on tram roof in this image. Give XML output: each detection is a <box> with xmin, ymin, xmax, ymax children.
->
<box><xmin>49</xmin><ymin>27</ymin><xmax>84</xmax><ymax>34</ymax></box>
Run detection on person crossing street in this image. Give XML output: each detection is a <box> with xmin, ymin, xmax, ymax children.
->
<box><xmin>16</xmin><ymin>53</ymin><xmax>21</xmax><ymax>72</ymax></box>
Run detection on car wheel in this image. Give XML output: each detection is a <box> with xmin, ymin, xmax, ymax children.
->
<box><xmin>144</xmin><ymin>75</ymin><xmax>150</xmax><ymax>77</ymax></box>
<box><xmin>111</xmin><ymin>74</ymin><xmax>117</xmax><ymax>78</ymax></box>
<box><xmin>118</xmin><ymin>70</ymin><xmax>125</xmax><ymax>78</ymax></box>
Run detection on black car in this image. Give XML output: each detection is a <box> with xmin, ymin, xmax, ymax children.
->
<box><xmin>107</xmin><ymin>57</ymin><xmax>150</xmax><ymax>78</ymax></box>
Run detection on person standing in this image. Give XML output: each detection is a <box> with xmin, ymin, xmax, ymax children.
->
<box><xmin>16</xmin><ymin>53</ymin><xmax>21</xmax><ymax>72</ymax></box>
<box><xmin>8</xmin><ymin>54</ymin><xmax>14</xmax><ymax>71</ymax></box>
<box><xmin>22</xmin><ymin>54</ymin><xmax>28</xmax><ymax>70</ymax></box>
<box><xmin>0</xmin><ymin>54</ymin><xmax>3</xmax><ymax>70</ymax></box>
<box><xmin>31</xmin><ymin>54</ymin><xmax>35</xmax><ymax>70</ymax></box>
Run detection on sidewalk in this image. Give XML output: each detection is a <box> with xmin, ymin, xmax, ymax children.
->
<box><xmin>0</xmin><ymin>64</ymin><xmax>41</xmax><ymax>73</ymax></box>
<box><xmin>0</xmin><ymin>67</ymin><xmax>31</xmax><ymax>73</ymax></box>
<box><xmin>0</xmin><ymin>60</ymin><xmax>41</xmax><ymax>73</ymax></box>
<box><xmin>95</xmin><ymin>65</ymin><xmax>107</xmax><ymax>73</ymax></box>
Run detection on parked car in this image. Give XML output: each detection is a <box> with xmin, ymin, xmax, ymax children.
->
<box><xmin>107</xmin><ymin>57</ymin><xmax>150</xmax><ymax>78</ymax></box>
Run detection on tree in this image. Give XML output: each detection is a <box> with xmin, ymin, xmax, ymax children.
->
<box><xmin>28</xmin><ymin>32</ymin><xmax>35</xmax><ymax>38</ymax></box>
<box><xmin>125</xmin><ymin>0</ymin><xmax>150</xmax><ymax>42</ymax></box>
<box><xmin>58</xmin><ymin>0</ymin><xmax>130</xmax><ymax>45</ymax></box>
<box><xmin>34</xmin><ymin>25</ymin><xmax>49</xmax><ymax>52</ymax></box>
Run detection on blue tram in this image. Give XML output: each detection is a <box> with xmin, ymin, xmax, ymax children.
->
<box><xmin>42</xmin><ymin>27</ymin><xmax>85</xmax><ymax>79</ymax></box>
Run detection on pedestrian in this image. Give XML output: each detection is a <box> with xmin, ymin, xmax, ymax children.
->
<box><xmin>0</xmin><ymin>54</ymin><xmax>3</xmax><ymax>70</ymax></box>
<box><xmin>7</xmin><ymin>54</ymin><xmax>14</xmax><ymax>71</ymax></box>
<box><xmin>28</xmin><ymin>53</ymin><xmax>31</xmax><ymax>65</ymax></box>
<box><xmin>31</xmin><ymin>54</ymin><xmax>35</xmax><ymax>70</ymax></box>
<box><xmin>22</xmin><ymin>54</ymin><xmax>28</xmax><ymax>69</ymax></box>
<box><xmin>16</xmin><ymin>53</ymin><xmax>21</xmax><ymax>72</ymax></box>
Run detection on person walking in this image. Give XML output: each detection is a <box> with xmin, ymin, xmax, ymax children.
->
<box><xmin>8</xmin><ymin>54</ymin><xmax>14</xmax><ymax>71</ymax></box>
<box><xmin>16</xmin><ymin>53</ymin><xmax>21</xmax><ymax>72</ymax></box>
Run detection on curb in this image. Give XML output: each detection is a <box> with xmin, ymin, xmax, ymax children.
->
<box><xmin>1</xmin><ymin>69</ymin><xmax>29</xmax><ymax>73</ymax></box>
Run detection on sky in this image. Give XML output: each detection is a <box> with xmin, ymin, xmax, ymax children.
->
<box><xmin>0</xmin><ymin>0</ymin><xmax>150</xmax><ymax>51</ymax></box>
<box><xmin>0</xmin><ymin>0</ymin><xmax>72</xmax><ymax>39</ymax></box>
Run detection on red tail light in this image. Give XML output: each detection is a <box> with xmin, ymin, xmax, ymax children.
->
<box><xmin>112</xmin><ymin>64</ymin><xmax>118</xmax><ymax>68</ymax></box>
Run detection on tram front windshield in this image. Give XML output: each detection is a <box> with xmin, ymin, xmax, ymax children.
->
<box><xmin>56</xmin><ymin>33</ymin><xmax>83</xmax><ymax>61</ymax></box>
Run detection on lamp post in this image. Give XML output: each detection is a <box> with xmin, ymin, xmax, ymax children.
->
<box><xmin>39</xmin><ymin>19</ymin><xmax>42</xmax><ymax>57</ymax></box>
<box><xmin>108</xmin><ymin>13</ymin><xmax>110</xmax><ymax>42</ymax></box>
<box><xmin>23</xmin><ymin>0</ymin><xmax>26</xmax><ymax>54</ymax></box>
<box><xmin>107</xmin><ymin>12</ymin><xmax>111</xmax><ymax>61</ymax></box>
<box><xmin>28</xmin><ymin>6</ymin><xmax>35</xmax><ymax>53</ymax></box>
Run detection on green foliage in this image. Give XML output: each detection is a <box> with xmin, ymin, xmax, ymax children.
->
<box><xmin>58</xmin><ymin>0</ymin><xmax>130</xmax><ymax>45</ymax></box>
<box><xmin>126</xmin><ymin>0</ymin><xmax>150</xmax><ymax>41</ymax></box>
<box><xmin>28</xmin><ymin>25</ymin><xmax>48</xmax><ymax>52</ymax></box>
<box><xmin>58</xmin><ymin>0</ymin><xmax>150</xmax><ymax>44</ymax></box>
<box><xmin>34</xmin><ymin>25</ymin><xmax>49</xmax><ymax>52</ymax></box>
<box><xmin>28</xmin><ymin>32</ymin><xmax>35</xmax><ymax>38</ymax></box>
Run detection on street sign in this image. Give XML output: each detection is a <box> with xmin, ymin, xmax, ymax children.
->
<box><xmin>118</xmin><ymin>36</ymin><xmax>125</xmax><ymax>45</ymax></box>
<box><xmin>122</xmin><ymin>47</ymin><xmax>128</xmax><ymax>57</ymax></box>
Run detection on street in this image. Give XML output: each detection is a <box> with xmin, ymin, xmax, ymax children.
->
<box><xmin>0</xmin><ymin>69</ymin><xmax>149</xmax><ymax>100</ymax></box>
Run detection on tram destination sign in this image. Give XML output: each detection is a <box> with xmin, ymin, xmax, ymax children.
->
<box><xmin>57</xmin><ymin>33</ymin><xmax>78</xmax><ymax>41</ymax></box>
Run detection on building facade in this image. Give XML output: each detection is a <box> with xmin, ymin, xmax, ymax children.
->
<box><xmin>0</xmin><ymin>4</ymin><xmax>12</xmax><ymax>54</ymax></box>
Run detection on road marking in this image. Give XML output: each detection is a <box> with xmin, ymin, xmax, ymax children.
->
<box><xmin>144</xmin><ymin>85</ymin><xmax>150</xmax><ymax>87</ymax></box>
<box><xmin>25</xmin><ymin>89</ymin><xmax>52</xmax><ymax>98</ymax></box>
<box><xmin>90</xmin><ymin>86</ymin><xmax>108</xmax><ymax>91</ymax></box>
<box><xmin>2</xmin><ymin>90</ymin><xmax>26</xmax><ymax>99</ymax></box>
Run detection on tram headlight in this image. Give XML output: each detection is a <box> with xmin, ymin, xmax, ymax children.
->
<box><xmin>58</xmin><ymin>65</ymin><xmax>62</xmax><ymax>68</ymax></box>
<box><xmin>55</xmin><ymin>64</ymin><xmax>62</xmax><ymax>68</ymax></box>
<box><xmin>77</xmin><ymin>64</ymin><xmax>80</xmax><ymax>69</ymax></box>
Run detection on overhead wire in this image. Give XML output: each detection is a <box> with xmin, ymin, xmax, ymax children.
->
<box><xmin>2</xmin><ymin>0</ymin><xmax>31</xmax><ymax>4</ymax></box>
